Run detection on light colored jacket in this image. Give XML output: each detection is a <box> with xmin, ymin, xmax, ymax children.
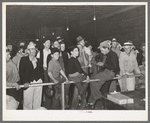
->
<box><xmin>119</xmin><ymin>51</ymin><xmax>140</xmax><ymax>75</ymax></box>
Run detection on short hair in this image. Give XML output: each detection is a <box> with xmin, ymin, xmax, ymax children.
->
<box><xmin>60</xmin><ymin>41</ymin><xmax>65</xmax><ymax>45</ymax></box>
<box><xmin>69</xmin><ymin>45</ymin><xmax>79</xmax><ymax>54</ymax></box>
<box><xmin>51</xmin><ymin>47</ymin><xmax>60</xmax><ymax>55</ymax></box>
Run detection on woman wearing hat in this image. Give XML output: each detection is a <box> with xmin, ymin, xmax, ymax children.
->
<box><xmin>19</xmin><ymin>42</ymin><xmax>43</xmax><ymax>110</ymax></box>
<box><xmin>118</xmin><ymin>41</ymin><xmax>141</xmax><ymax>92</ymax></box>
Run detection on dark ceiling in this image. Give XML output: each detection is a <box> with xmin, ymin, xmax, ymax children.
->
<box><xmin>6</xmin><ymin>5</ymin><xmax>142</xmax><ymax>40</ymax></box>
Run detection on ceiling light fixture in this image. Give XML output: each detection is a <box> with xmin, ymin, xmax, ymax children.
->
<box><xmin>93</xmin><ymin>5</ymin><xmax>96</xmax><ymax>21</ymax></box>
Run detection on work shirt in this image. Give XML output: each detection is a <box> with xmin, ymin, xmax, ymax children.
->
<box><xmin>48</xmin><ymin>59</ymin><xmax>62</xmax><ymax>78</ymax></box>
<box><xmin>67</xmin><ymin>57</ymin><xmax>87</xmax><ymax>76</ymax></box>
<box><xmin>119</xmin><ymin>51</ymin><xmax>140</xmax><ymax>75</ymax></box>
<box><xmin>6</xmin><ymin>60</ymin><xmax>20</xmax><ymax>83</ymax></box>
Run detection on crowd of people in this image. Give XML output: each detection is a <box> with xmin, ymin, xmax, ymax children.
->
<box><xmin>6</xmin><ymin>36</ymin><xmax>145</xmax><ymax>110</ymax></box>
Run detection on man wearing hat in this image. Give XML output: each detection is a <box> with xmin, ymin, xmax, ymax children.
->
<box><xmin>111</xmin><ymin>38</ymin><xmax>121</xmax><ymax>58</ymax></box>
<box><xmin>88</xmin><ymin>40</ymin><xmax>119</xmax><ymax>108</ymax></box>
<box><xmin>118</xmin><ymin>41</ymin><xmax>141</xmax><ymax>92</ymax></box>
<box><xmin>36</xmin><ymin>39</ymin><xmax>51</xmax><ymax>109</ymax></box>
<box><xmin>19</xmin><ymin>42</ymin><xmax>43</xmax><ymax>110</ymax></box>
<box><xmin>76</xmin><ymin>36</ymin><xmax>90</xmax><ymax>106</ymax></box>
<box><xmin>56</xmin><ymin>36</ymin><xmax>64</xmax><ymax>43</ymax></box>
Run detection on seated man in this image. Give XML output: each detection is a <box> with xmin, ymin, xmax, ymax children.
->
<box><xmin>88</xmin><ymin>40</ymin><xmax>119</xmax><ymax>108</ymax></box>
<box><xmin>6</xmin><ymin>47</ymin><xmax>21</xmax><ymax>110</ymax></box>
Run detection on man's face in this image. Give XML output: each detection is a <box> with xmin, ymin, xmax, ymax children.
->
<box><xmin>100</xmin><ymin>47</ymin><xmax>108</xmax><ymax>55</ymax></box>
<box><xmin>112</xmin><ymin>42</ymin><xmax>118</xmax><ymax>48</ymax></box>
<box><xmin>71</xmin><ymin>48</ymin><xmax>79</xmax><ymax>57</ymax></box>
<box><xmin>7</xmin><ymin>45</ymin><xmax>12</xmax><ymax>52</ymax></box>
<box><xmin>6</xmin><ymin>52</ymin><xmax>11</xmax><ymax>62</ymax></box>
<box><xmin>142</xmin><ymin>46</ymin><xmax>145</xmax><ymax>52</ymax></box>
<box><xmin>53</xmin><ymin>41</ymin><xmax>60</xmax><ymax>49</ymax></box>
<box><xmin>60</xmin><ymin>44</ymin><xmax>65</xmax><ymax>51</ymax></box>
<box><xmin>29</xmin><ymin>48</ymin><xmax>37</xmax><ymax>57</ymax></box>
<box><xmin>44</xmin><ymin>40</ymin><xmax>51</xmax><ymax>49</ymax></box>
<box><xmin>124</xmin><ymin>46</ymin><xmax>131</xmax><ymax>54</ymax></box>
<box><xmin>79</xmin><ymin>40</ymin><xmax>85</xmax><ymax>46</ymax></box>
<box><xmin>52</xmin><ymin>52</ymin><xmax>60</xmax><ymax>60</ymax></box>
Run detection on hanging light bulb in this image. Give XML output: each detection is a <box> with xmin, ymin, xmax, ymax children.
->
<box><xmin>93</xmin><ymin>15</ymin><xmax>96</xmax><ymax>21</ymax></box>
<box><xmin>93</xmin><ymin>6</ymin><xmax>96</xmax><ymax>21</ymax></box>
<box><xmin>67</xmin><ymin>14</ymin><xmax>69</xmax><ymax>31</ymax></box>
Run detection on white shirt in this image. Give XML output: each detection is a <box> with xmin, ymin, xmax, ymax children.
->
<box><xmin>37</xmin><ymin>49</ymin><xmax>51</xmax><ymax>68</ymax></box>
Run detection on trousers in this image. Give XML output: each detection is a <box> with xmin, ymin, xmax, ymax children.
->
<box><xmin>23</xmin><ymin>79</ymin><xmax>43</xmax><ymax>110</ymax></box>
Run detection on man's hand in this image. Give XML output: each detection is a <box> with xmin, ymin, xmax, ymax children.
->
<box><xmin>97</xmin><ymin>62</ymin><xmax>104</xmax><ymax>67</ymax></box>
<box><xmin>13</xmin><ymin>83</ymin><xmax>20</xmax><ymax>90</ymax></box>
<box><xmin>65</xmin><ymin>79</ymin><xmax>70</xmax><ymax>84</ymax></box>
<box><xmin>54</xmin><ymin>80</ymin><xmax>59</xmax><ymax>84</ymax></box>
<box><xmin>24</xmin><ymin>83</ymin><xmax>30</xmax><ymax>88</ymax></box>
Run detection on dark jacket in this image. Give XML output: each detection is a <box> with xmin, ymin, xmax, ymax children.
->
<box><xmin>103</xmin><ymin>50</ymin><xmax>120</xmax><ymax>74</ymax></box>
<box><xmin>19</xmin><ymin>56</ymin><xmax>43</xmax><ymax>85</ymax></box>
<box><xmin>61</xmin><ymin>51</ymin><xmax>69</xmax><ymax>72</ymax></box>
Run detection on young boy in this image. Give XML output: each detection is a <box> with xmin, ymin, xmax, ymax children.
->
<box><xmin>67</xmin><ymin>46</ymin><xmax>90</xmax><ymax>109</ymax></box>
<box><xmin>48</xmin><ymin>48</ymin><xmax>69</xmax><ymax>109</ymax></box>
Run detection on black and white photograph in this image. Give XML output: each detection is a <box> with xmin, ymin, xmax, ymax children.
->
<box><xmin>3</xmin><ymin>2</ymin><xmax>148</xmax><ymax>121</ymax></box>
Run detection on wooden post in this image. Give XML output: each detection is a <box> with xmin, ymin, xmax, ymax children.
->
<box><xmin>61</xmin><ymin>83</ymin><xmax>65</xmax><ymax>110</ymax></box>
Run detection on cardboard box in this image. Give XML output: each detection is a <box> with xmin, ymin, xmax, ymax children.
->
<box><xmin>107</xmin><ymin>92</ymin><xmax>134</xmax><ymax>105</ymax></box>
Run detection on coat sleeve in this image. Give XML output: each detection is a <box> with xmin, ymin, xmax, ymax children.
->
<box><xmin>104</xmin><ymin>52</ymin><xmax>119</xmax><ymax>73</ymax></box>
<box><xmin>19</xmin><ymin>57</ymin><xmax>28</xmax><ymax>84</ymax></box>
<box><xmin>119</xmin><ymin>52</ymin><xmax>125</xmax><ymax>75</ymax></box>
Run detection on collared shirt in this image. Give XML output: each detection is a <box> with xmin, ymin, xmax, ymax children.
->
<box><xmin>6</xmin><ymin>60</ymin><xmax>20</xmax><ymax>83</ymax></box>
<box><xmin>37</xmin><ymin>49</ymin><xmax>51</xmax><ymax>68</ymax></box>
<box><xmin>119</xmin><ymin>51</ymin><xmax>140</xmax><ymax>75</ymax></box>
<box><xmin>48</xmin><ymin>59</ymin><xmax>62</xmax><ymax>78</ymax></box>
<box><xmin>29</xmin><ymin>57</ymin><xmax>38</xmax><ymax>69</ymax></box>
<box><xmin>43</xmin><ymin>49</ymin><xmax>51</xmax><ymax>68</ymax></box>
<box><xmin>12</xmin><ymin>53</ymin><xmax>23</xmax><ymax>70</ymax></box>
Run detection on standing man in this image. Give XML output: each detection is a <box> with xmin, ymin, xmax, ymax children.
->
<box><xmin>118</xmin><ymin>41</ymin><xmax>141</xmax><ymax>91</ymax></box>
<box><xmin>36</xmin><ymin>39</ymin><xmax>51</xmax><ymax>109</ymax></box>
<box><xmin>88</xmin><ymin>40</ymin><xmax>119</xmax><ymax>108</ymax></box>
<box><xmin>76</xmin><ymin>36</ymin><xmax>90</xmax><ymax>106</ymax></box>
<box><xmin>19</xmin><ymin>42</ymin><xmax>43</xmax><ymax>110</ymax></box>
<box><xmin>6</xmin><ymin>47</ymin><xmax>21</xmax><ymax>109</ymax></box>
<box><xmin>111</xmin><ymin>38</ymin><xmax>121</xmax><ymax>58</ymax></box>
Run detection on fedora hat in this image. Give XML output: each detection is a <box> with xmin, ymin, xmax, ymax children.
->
<box><xmin>56</xmin><ymin>36</ymin><xmax>64</xmax><ymax>42</ymax></box>
<box><xmin>76</xmin><ymin>36</ymin><xmax>85</xmax><ymax>42</ymax></box>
